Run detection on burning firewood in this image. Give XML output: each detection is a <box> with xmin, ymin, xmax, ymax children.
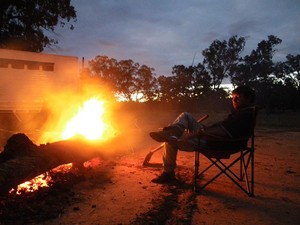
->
<box><xmin>0</xmin><ymin>133</ymin><xmax>118</xmax><ymax>196</ymax></box>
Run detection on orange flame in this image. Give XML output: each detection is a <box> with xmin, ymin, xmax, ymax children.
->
<box><xmin>61</xmin><ymin>97</ymin><xmax>115</xmax><ymax>141</ymax></box>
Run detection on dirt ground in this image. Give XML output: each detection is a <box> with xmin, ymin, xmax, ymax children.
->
<box><xmin>1</xmin><ymin>110</ymin><xmax>300</xmax><ymax>225</ymax></box>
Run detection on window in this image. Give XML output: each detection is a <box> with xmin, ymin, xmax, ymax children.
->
<box><xmin>0</xmin><ymin>59</ymin><xmax>9</xmax><ymax>68</ymax></box>
<box><xmin>0</xmin><ymin>58</ymin><xmax>54</xmax><ymax>71</ymax></box>
<box><xmin>42</xmin><ymin>63</ymin><xmax>54</xmax><ymax>71</ymax></box>
<box><xmin>11</xmin><ymin>61</ymin><xmax>25</xmax><ymax>69</ymax></box>
<box><xmin>27</xmin><ymin>62</ymin><xmax>40</xmax><ymax>70</ymax></box>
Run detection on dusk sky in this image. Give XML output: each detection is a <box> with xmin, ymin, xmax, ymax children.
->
<box><xmin>45</xmin><ymin>0</ymin><xmax>300</xmax><ymax>76</ymax></box>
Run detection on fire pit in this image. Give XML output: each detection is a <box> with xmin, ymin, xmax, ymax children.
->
<box><xmin>0</xmin><ymin>97</ymin><xmax>119</xmax><ymax>196</ymax></box>
<box><xmin>0</xmin><ymin>166</ymin><xmax>92</xmax><ymax>224</ymax></box>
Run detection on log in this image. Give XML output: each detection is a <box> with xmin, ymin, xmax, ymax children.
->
<box><xmin>0</xmin><ymin>133</ymin><xmax>120</xmax><ymax>196</ymax></box>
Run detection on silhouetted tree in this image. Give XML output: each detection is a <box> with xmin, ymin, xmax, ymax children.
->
<box><xmin>88</xmin><ymin>36</ymin><xmax>299</xmax><ymax>110</ymax></box>
<box><xmin>202</xmin><ymin>35</ymin><xmax>245</xmax><ymax>89</ymax></box>
<box><xmin>156</xmin><ymin>75</ymin><xmax>177</xmax><ymax>102</ymax></box>
<box><xmin>274</xmin><ymin>54</ymin><xmax>300</xmax><ymax>89</ymax></box>
<box><xmin>192</xmin><ymin>63</ymin><xmax>212</xmax><ymax>97</ymax></box>
<box><xmin>171</xmin><ymin>65</ymin><xmax>194</xmax><ymax>100</ymax></box>
<box><xmin>232</xmin><ymin>35</ymin><xmax>282</xmax><ymax>87</ymax></box>
<box><xmin>0</xmin><ymin>0</ymin><xmax>76</xmax><ymax>52</ymax></box>
<box><xmin>134</xmin><ymin>65</ymin><xmax>157</xmax><ymax>101</ymax></box>
<box><xmin>169</xmin><ymin>63</ymin><xmax>211</xmax><ymax>101</ymax></box>
<box><xmin>89</xmin><ymin>56</ymin><xmax>157</xmax><ymax>101</ymax></box>
<box><xmin>89</xmin><ymin>55</ymin><xmax>119</xmax><ymax>90</ymax></box>
<box><xmin>116</xmin><ymin>59</ymin><xmax>138</xmax><ymax>101</ymax></box>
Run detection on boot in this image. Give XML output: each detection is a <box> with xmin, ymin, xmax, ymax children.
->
<box><xmin>149</xmin><ymin>125</ymin><xmax>183</xmax><ymax>143</ymax></box>
<box><xmin>151</xmin><ymin>171</ymin><xmax>176</xmax><ymax>183</ymax></box>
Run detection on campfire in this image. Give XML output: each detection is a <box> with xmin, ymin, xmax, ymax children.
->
<box><xmin>62</xmin><ymin>97</ymin><xmax>114</xmax><ymax>141</ymax></box>
<box><xmin>6</xmin><ymin>96</ymin><xmax>117</xmax><ymax>195</ymax></box>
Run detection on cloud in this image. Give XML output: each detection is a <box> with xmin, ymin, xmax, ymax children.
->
<box><xmin>45</xmin><ymin>0</ymin><xmax>300</xmax><ymax>76</ymax></box>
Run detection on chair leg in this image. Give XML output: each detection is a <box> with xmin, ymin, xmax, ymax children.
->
<box><xmin>240</xmin><ymin>151</ymin><xmax>244</xmax><ymax>180</ymax></box>
<box><xmin>241</xmin><ymin>149</ymin><xmax>255</xmax><ymax>196</ymax></box>
<box><xmin>250</xmin><ymin>150</ymin><xmax>254</xmax><ymax>196</ymax></box>
<box><xmin>194</xmin><ymin>151</ymin><xmax>200</xmax><ymax>192</ymax></box>
<box><xmin>195</xmin><ymin>149</ymin><xmax>255</xmax><ymax>197</ymax></box>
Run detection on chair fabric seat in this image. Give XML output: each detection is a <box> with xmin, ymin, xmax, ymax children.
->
<box><xmin>178</xmin><ymin>136</ymin><xmax>249</xmax><ymax>156</ymax></box>
<box><xmin>196</xmin><ymin>132</ymin><xmax>249</xmax><ymax>158</ymax></box>
<box><xmin>197</xmin><ymin>137</ymin><xmax>248</xmax><ymax>153</ymax></box>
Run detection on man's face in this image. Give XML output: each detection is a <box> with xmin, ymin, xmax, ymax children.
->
<box><xmin>232</xmin><ymin>93</ymin><xmax>251</xmax><ymax>110</ymax></box>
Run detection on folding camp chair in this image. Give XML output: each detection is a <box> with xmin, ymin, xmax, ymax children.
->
<box><xmin>181</xmin><ymin>106</ymin><xmax>258</xmax><ymax>197</ymax></box>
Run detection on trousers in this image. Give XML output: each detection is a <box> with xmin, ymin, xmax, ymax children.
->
<box><xmin>163</xmin><ymin>112</ymin><xmax>203</xmax><ymax>173</ymax></box>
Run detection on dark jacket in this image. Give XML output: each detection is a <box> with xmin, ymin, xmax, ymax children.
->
<box><xmin>217</xmin><ymin>106</ymin><xmax>254</xmax><ymax>138</ymax></box>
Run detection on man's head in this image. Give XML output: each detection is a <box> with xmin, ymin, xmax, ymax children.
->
<box><xmin>231</xmin><ymin>85</ymin><xmax>255</xmax><ymax>110</ymax></box>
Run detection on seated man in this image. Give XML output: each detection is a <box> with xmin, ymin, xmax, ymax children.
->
<box><xmin>149</xmin><ymin>85</ymin><xmax>256</xmax><ymax>183</ymax></box>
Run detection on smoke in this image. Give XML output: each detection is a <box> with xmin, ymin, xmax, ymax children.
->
<box><xmin>0</xmin><ymin>62</ymin><xmax>151</xmax><ymax>155</ymax></box>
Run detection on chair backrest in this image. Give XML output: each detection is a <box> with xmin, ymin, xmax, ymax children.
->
<box><xmin>248</xmin><ymin>105</ymin><xmax>259</xmax><ymax>149</ymax></box>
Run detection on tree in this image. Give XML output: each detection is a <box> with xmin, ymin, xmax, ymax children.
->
<box><xmin>89</xmin><ymin>55</ymin><xmax>157</xmax><ymax>101</ymax></box>
<box><xmin>0</xmin><ymin>0</ymin><xmax>76</xmax><ymax>52</ymax></box>
<box><xmin>171</xmin><ymin>65</ymin><xmax>195</xmax><ymax>100</ymax></box>
<box><xmin>156</xmin><ymin>75</ymin><xmax>177</xmax><ymax>102</ymax></box>
<box><xmin>274</xmin><ymin>54</ymin><xmax>300</xmax><ymax>89</ymax></box>
<box><xmin>116</xmin><ymin>59</ymin><xmax>138</xmax><ymax>101</ymax></box>
<box><xmin>170</xmin><ymin>64</ymin><xmax>211</xmax><ymax>100</ymax></box>
<box><xmin>232</xmin><ymin>35</ymin><xmax>282</xmax><ymax>87</ymax></box>
<box><xmin>192</xmin><ymin>63</ymin><xmax>212</xmax><ymax>97</ymax></box>
<box><xmin>89</xmin><ymin>55</ymin><xmax>119</xmax><ymax>90</ymax></box>
<box><xmin>202</xmin><ymin>35</ymin><xmax>245</xmax><ymax>89</ymax></box>
<box><xmin>134</xmin><ymin>65</ymin><xmax>157</xmax><ymax>101</ymax></box>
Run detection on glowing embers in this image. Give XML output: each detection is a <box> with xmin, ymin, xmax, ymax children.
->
<box><xmin>10</xmin><ymin>173</ymin><xmax>51</xmax><ymax>195</ymax></box>
<box><xmin>9</xmin><ymin>164</ymin><xmax>72</xmax><ymax>195</ymax></box>
<box><xmin>61</xmin><ymin>97</ymin><xmax>113</xmax><ymax>141</ymax></box>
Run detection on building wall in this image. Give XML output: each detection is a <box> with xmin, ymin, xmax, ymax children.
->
<box><xmin>0</xmin><ymin>49</ymin><xmax>79</xmax><ymax>111</ymax></box>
